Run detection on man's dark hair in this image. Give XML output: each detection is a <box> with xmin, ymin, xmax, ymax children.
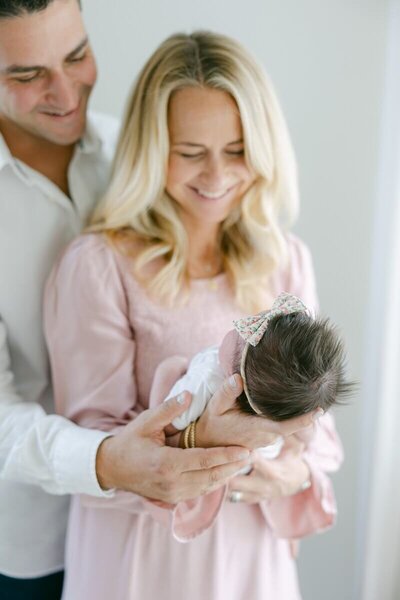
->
<box><xmin>235</xmin><ymin>312</ymin><xmax>354</xmax><ymax>421</ymax></box>
<box><xmin>0</xmin><ymin>0</ymin><xmax>81</xmax><ymax>18</ymax></box>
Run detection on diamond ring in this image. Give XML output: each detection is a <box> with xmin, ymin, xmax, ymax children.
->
<box><xmin>300</xmin><ymin>479</ymin><xmax>311</xmax><ymax>492</ymax></box>
<box><xmin>229</xmin><ymin>490</ymin><xmax>243</xmax><ymax>503</ymax></box>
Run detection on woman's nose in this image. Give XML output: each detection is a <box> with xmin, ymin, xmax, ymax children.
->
<box><xmin>201</xmin><ymin>155</ymin><xmax>227</xmax><ymax>187</ymax></box>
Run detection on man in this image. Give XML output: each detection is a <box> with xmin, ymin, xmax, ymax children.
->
<box><xmin>0</xmin><ymin>1</ymin><xmax>256</xmax><ymax>597</ymax></box>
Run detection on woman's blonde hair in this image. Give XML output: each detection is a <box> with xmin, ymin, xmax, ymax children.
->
<box><xmin>89</xmin><ymin>31</ymin><xmax>299</xmax><ymax>311</ymax></box>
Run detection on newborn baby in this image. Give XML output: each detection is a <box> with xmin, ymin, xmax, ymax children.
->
<box><xmin>150</xmin><ymin>292</ymin><xmax>352</xmax><ymax>458</ymax></box>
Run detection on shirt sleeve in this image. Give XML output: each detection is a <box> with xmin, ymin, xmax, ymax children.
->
<box><xmin>44</xmin><ymin>234</ymin><xmax>223</xmax><ymax>540</ymax></box>
<box><xmin>0</xmin><ymin>319</ymin><xmax>112</xmax><ymax>496</ymax></box>
<box><xmin>260</xmin><ymin>234</ymin><xmax>344</xmax><ymax>538</ymax></box>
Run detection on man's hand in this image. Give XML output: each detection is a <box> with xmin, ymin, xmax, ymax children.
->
<box><xmin>95</xmin><ymin>392</ymin><xmax>251</xmax><ymax>504</ymax></box>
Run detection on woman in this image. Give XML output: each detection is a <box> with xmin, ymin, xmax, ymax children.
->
<box><xmin>45</xmin><ymin>31</ymin><xmax>343</xmax><ymax>600</ymax></box>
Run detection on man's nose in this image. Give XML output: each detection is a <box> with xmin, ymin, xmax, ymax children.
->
<box><xmin>46</xmin><ymin>71</ymin><xmax>78</xmax><ymax>111</ymax></box>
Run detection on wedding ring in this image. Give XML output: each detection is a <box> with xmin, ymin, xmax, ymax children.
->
<box><xmin>300</xmin><ymin>479</ymin><xmax>312</xmax><ymax>492</ymax></box>
<box><xmin>229</xmin><ymin>490</ymin><xmax>243</xmax><ymax>503</ymax></box>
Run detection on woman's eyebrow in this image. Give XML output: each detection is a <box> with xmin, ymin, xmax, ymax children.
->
<box><xmin>172</xmin><ymin>142</ymin><xmax>205</xmax><ymax>147</ymax></box>
<box><xmin>172</xmin><ymin>138</ymin><xmax>243</xmax><ymax>147</ymax></box>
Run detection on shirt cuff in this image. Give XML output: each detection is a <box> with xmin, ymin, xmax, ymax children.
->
<box><xmin>54</xmin><ymin>423</ymin><xmax>115</xmax><ymax>497</ymax></box>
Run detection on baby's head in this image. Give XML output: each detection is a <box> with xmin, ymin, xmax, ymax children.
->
<box><xmin>220</xmin><ymin>294</ymin><xmax>353</xmax><ymax>421</ymax></box>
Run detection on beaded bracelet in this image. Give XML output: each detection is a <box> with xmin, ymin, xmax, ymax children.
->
<box><xmin>183</xmin><ymin>422</ymin><xmax>191</xmax><ymax>449</ymax></box>
<box><xmin>182</xmin><ymin>419</ymin><xmax>199</xmax><ymax>449</ymax></box>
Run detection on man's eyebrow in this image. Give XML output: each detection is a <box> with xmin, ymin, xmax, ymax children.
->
<box><xmin>3</xmin><ymin>65</ymin><xmax>41</xmax><ymax>75</ymax></box>
<box><xmin>65</xmin><ymin>37</ymin><xmax>89</xmax><ymax>60</ymax></box>
<box><xmin>2</xmin><ymin>37</ymin><xmax>89</xmax><ymax>75</ymax></box>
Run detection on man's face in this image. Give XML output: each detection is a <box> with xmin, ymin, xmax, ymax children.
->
<box><xmin>0</xmin><ymin>0</ymin><xmax>97</xmax><ymax>146</ymax></box>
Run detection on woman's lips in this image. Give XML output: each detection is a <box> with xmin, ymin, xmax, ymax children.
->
<box><xmin>189</xmin><ymin>184</ymin><xmax>237</xmax><ymax>200</ymax></box>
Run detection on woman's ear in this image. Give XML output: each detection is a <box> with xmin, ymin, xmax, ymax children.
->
<box><xmin>218</xmin><ymin>329</ymin><xmax>244</xmax><ymax>376</ymax></box>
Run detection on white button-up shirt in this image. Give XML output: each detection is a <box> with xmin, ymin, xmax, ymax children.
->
<box><xmin>0</xmin><ymin>112</ymin><xmax>119</xmax><ymax>577</ymax></box>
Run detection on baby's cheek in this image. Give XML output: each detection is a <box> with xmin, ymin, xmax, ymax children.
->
<box><xmin>218</xmin><ymin>329</ymin><xmax>242</xmax><ymax>375</ymax></box>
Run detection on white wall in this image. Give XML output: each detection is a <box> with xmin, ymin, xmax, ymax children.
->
<box><xmin>358</xmin><ymin>1</ymin><xmax>400</xmax><ymax>597</ymax></box>
<box><xmin>83</xmin><ymin>1</ymin><xmax>389</xmax><ymax>598</ymax></box>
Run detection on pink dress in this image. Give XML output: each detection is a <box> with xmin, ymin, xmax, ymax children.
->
<box><xmin>44</xmin><ymin>232</ymin><xmax>343</xmax><ymax>600</ymax></box>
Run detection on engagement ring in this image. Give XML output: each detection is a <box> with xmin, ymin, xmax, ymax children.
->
<box><xmin>229</xmin><ymin>490</ymin><xmax>243</xmax><ymax>503</ymax></box>
<box><xmin>300</xmin><ymin>480</ymin><xmax>311</xmax><ymax>492</ymax></box>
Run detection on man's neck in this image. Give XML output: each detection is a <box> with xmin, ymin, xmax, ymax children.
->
<box><xmin>0</xmin><ymin>119</ymin><xmax>76</xmax><ymax>197</ymax></box>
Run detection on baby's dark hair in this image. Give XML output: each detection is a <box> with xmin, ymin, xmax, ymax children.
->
<box><xmin>234</xmin><ymin>312</ymin><xmax>353</xmax><ymax>421</ymax></box>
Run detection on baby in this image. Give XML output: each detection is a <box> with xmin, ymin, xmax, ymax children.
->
<box><xmin>150</xmin><ymin>292</ymin><xmax>352</xmax><ymax>456</ymax></box>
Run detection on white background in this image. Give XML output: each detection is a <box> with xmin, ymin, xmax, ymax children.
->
<box><xmin>83</xmin><ymin>1</ymin><xmax>394</xmax><ymax>598</ymax></box>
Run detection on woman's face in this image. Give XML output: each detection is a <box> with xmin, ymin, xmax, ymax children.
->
<box><xmin>166</xmin><ymin>86</ymin><xmax>255</xmax><ymax>237</ymax></box>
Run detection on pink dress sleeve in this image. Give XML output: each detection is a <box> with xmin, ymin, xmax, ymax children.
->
<box><xmin>260</xmin><ymin>234</ymin><xmax>344</xmax><ymax>538</ymax></box>
<box><xmin>261</xmin><ymin>412</ymin><xmax>343</xmax><ymax>538</ymax></box>
<box><xmin>44</xmin><ymin>234</ymin><xmax>221</xmax><ymax>541</ymax></box>
<box><xmin>44</xmin><ymin>236</ymin><xmax>140</xmax><ymax>430</ymax></box>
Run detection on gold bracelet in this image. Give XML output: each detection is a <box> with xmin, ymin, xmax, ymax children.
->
<box><xmin>189</xmin><ymin>421</ymin><xmax>195</xmax><ymax>448</ymax></box>
<box><xmin>183</xmin><ymin>423</ymin><xmax>191</xmax><ymax>449</ymax></box>
<box><xmin>189</xmin><ymin>419</ymin><xmax>198</xmax><ymax>448</ymax></box>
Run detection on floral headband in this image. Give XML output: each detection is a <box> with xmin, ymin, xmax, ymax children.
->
<box><xmin>233</xmin><ymin>292</ymin><xmax>309</xmax><ymax>414</ymax></box>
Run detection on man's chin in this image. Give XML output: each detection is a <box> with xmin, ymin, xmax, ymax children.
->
<box><xmin>34</xmin><ymin>121</ymin><xmax>86</xmax><ymax>147</ymax></box>
<box><xmin>34</xmin><ymin>110</ymin><xmax>87</xmax><ymax>146</ymax></box>
<box><xmin>46</xmin><ymin>131</ymin><xmax>84</xmax><ymax>146</ymax></box>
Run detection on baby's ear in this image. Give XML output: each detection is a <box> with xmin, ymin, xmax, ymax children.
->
<box><xmin>218</xmin><ymin>329</ymin><xmax>243</xmax><ymax>376</ymax></box>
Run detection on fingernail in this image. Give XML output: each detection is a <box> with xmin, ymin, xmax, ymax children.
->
<box><xmin>235</xmin><ymin>465</ymin><xmax>252</xmax><ymax>476</ymax></box>
<box><xmin>228</xmin><ymin>375</ymin><xmax>237</xmax><ymax>389</ymax></box>
<box><xmin>177</xmin><ymin>393</ymin><xmax>186</xmax><ymax>405</ymax></box>
<box><xmin>312</xmin><ymin>408</ymin><xmax>324</xmax><ymax>421</ymax></box>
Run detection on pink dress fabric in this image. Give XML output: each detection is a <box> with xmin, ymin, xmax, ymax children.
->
<box><xmin>44</xmin><ymin>232</ymin><xmax>343</xmax><ymax>600</ymax></box>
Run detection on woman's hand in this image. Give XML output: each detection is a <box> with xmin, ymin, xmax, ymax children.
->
<box><xmin>227</xmin><ymin>435</ymin><xmax>311</xmax><ymax>504</ymax></box>
<box><xmin>196</xmin><ymin>374</ymin><xmax>321</xmax><ymax>450</ymax></box>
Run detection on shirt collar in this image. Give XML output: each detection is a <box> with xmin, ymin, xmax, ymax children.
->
<box><xmin>0</xmin><ymin>131</ymin><xmax>13</xmax><ymax>171</ymax></box>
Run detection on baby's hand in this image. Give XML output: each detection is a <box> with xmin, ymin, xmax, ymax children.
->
<box><xmin>164</xmin><ymin>422</ymin><xmax>181</xmax><ymax>447</ymax></box>
<box><xmin>164</xmin><ymin>423</ymin><xmax>180</xmax><ymax>436</ymax></box>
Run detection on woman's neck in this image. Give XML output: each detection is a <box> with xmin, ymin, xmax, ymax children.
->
<box><xmin>185</xmin><ymin>225</ymin><xmax>223</xmax><ymax>279</ymax></box>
